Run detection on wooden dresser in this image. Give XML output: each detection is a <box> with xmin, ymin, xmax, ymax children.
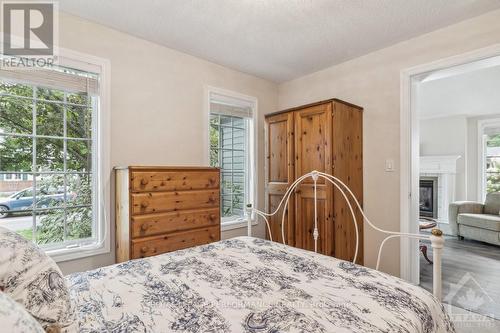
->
<box><xmin>115</xmin><ymin>166</ymin><xmax>221</xmax><ymax>262</ymax></box>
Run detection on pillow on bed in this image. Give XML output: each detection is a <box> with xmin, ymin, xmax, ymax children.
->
<box><xmin>0</xmin><ymin>227</ymin><xmax>75</xmax><ymax>332</ymax></box>
<box><xmin>0</xmin><ymin>291</ymin><xmax>45</xmax><ymax>333</ymax></box>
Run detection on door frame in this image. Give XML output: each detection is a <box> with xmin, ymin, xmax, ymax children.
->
<box><xmin>400</xmin><ymin>44</ymin><xmax>500</xmax><ymax>284</ymax></box>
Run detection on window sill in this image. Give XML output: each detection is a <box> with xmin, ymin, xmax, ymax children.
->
<box><xmin>46</xmin><ymin>242</ymin><xmax>110</xmax><ymax>263</ymax></box>
<box><xmin>221</xmin><ymin>218</ymin><xmax>258</xmax><ymax>232</ymax></box>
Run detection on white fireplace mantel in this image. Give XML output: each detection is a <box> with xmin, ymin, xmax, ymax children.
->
<box><xmin>420</xmin><ymin>155</ymin><xmax>461</xmax><ymax>174</ymax></box>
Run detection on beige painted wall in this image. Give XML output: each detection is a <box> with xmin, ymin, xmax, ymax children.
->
<box><xmin>57</xmin><ymin>13</ymin><xmax>278</xmax><ymax>274</ymax></box>
<box><xmin>278</xmin><ymin>9</ymin><xmax>500</xmax><ymax>276</ymax></box>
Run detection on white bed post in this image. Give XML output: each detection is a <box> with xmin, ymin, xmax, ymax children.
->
<box><xmin>311</xmin><ymin>171</ymin><xmax>319</xmax><ymax>253</ymax></box>
<box><xmin>430</xmin><ymin>228</ymin><xmax>444</xmax><ymax>301</ymax></box>
<box><xmin>246</xmin><ymin>204</ymin><xmax>253</xmax><ymax>237</ymax></box>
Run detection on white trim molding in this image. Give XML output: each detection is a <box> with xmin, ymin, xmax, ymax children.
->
<box><xmin>400</xmin><ymin>43</ymin><xmax>500</xmax><ymax>285</ymax></box>
<box><xmin>477</xmin><ymin>118</ymin><xmax>500</xmax><ymax>202</ymax></box>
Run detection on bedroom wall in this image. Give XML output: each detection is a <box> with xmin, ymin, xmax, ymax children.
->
<box><xmin>278</xmin><ymin>9</ymin><xmax>500</xmax><ymax>276</ymax></box>
<box><xmin>419</xmin><ymin>116</ymin><xmax>467</xmax><ymax>201</ymax></box>
<box><xmin>56</xmin><ymin>13</ymin><xmax>278</xmax><ymax>274</ymax></box>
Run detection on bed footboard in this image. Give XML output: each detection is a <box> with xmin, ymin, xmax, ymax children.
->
<box><xmin>246</xmin><ymin>170</ymin><xmax>445</xmax><ymax>301</ymax></box>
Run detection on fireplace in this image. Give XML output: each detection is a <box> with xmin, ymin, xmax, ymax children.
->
<box><xmin>420</xmin><ymin>177</ymin><xmax>438</xmax><ymax>218</ymax></box>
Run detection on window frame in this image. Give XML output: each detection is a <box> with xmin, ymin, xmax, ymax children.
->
<box><xmin>0</xmin><ymin>48</ymin><xmax>111</xmax><ymax>262</ymax></box>
<box><xmin>205</xmin><ymin>86</ymin><xmax>257</xmax><ymax>231</ymax></box>
<box><xmin>477</xmin><ymin>118</ymin><xmax>500</xmax><ymax>202</ymax></box>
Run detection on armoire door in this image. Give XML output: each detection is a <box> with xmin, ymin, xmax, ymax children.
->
<box><xmin>265</xmin><ymin>112</ymin><xmax>294</xmax><ymax>245</ymax></box>
<box><xmin>332</xmin><ymin>101</ymin><xmax>364</xmax><ymax>264</ymax></box>
<box><xmin>294</xmin><ymin>103</ymin><xmax>334</xmax><ymax>255</ymax></box>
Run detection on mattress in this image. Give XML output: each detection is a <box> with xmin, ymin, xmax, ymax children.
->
<box><xmin>67</xmin><ymin>237</ymin><xmax>455</xmax><ymax>332</ymax></box>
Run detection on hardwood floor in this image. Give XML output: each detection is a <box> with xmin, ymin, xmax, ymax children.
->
<box><xmin>420</xmin><ymin>236</ymin><xmax>500</xmax><ymax>320</ymax></box>
<box><xmin>448</xmin><ymin>305</ymin><xmax>500</xmax><ymax>333</ymax></box>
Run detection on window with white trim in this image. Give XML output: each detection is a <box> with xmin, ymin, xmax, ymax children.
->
<box><xmin>209</xmin><ymin>93</ymin><xmax>254</xmax><ymax>224</ymax></box>
<box><xmin>0</xmin><ymin>64</ymin><xmax>101</xmax><ymax>252</ymax></box>
<box><xmin>479</xmin><ymin>120</ymin><xmax>500</xmax><ymax>200</ymax></box>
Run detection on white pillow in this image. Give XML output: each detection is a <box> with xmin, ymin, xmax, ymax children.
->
<box><xmin>0</xmin><ymin>227</ymin><xmax>75</xmax><ymax>332</ymax></box>
<box><xmin>0</xmin><ymin>291</ymin><xmax>45</xmax><ymax>333</ymax></box>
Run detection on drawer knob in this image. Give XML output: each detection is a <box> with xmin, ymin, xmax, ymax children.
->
<box><xmin>140</xmin><ymin>178</ymin><xmax>149</xmax><ymax>186</ymax></box>
<box><xmin>140</xmin><ymin>201</ymin><xmax>149</xmax><ymax>208</ymax></box>
<box><xmin>140</xmin><ymin>246</ymin><xmax>148</xmax><ymax>253</ymax></box>
<box><xmin>209</xmin><ymin>234</ymin><xmax>215</xmax><ymax>239</ymax></box>
<box><xmin>141</xmin><ymin>224</ymin><xmax>149</xmax><ymax>231</ymax></box>
<box><xmin>209</xmin><ymin>214</ymin><xmax>217</xmax><ymax>221</ymax></box>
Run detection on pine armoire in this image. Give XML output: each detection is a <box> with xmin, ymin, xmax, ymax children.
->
<box><xmin>265</xmin><ymin>99</ymin><xmax>363</xmax><ymax>264</ymax></box>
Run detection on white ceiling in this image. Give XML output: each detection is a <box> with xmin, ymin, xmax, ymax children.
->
<box><xmin>59</xmin><ymin>0</ymin><xmax>500</xmax><ymax>82</ymax></box>
<box><xmin>418</xmin><ymin>57</ymin><xmax>500</xmax><ymax>119</ymax></box>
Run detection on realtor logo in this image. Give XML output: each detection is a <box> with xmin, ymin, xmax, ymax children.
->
<box><xmin>1</xmin><ymin>1</ymin><xmax>58</xmax><ymax>68</ymax></box>
<box><xmin>444</xmin><ymin>272</ymin><xmax>496</xmax><ymax>328</ymax></box>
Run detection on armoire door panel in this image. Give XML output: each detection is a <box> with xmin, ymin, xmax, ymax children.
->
<box><xmin>267</xmin><ymin>192</ymin><xmax>294</xmax><ymax>244</ymax></box>
<box><xmin>294</xmin><ymin>103</ymin><xmax>334</xmax><ymax>256</ymax></box>
<box><xmin>294</xmin><ymin>103</ymin><xmax>332</xmax><ymax>184</ymax></box>
<box><xmin>332</xmin><ymin>101</ymin><xmax>364</xmax><ymax>264</ymax></box>
<box><xmin>266</xmin><ymin>112</ymin><xmax>294</xmax><ymax>245</ymax></box>
<box><xmin>295</xmin><ymin>186</ymin><xmax>333</xmax><ymax>255</ymax></box>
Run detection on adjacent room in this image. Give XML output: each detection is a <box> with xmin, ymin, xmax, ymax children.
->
<box><xmin>416</xmin><ymin>58</ymin><xmax>500</xmax><ymax>321</ymax></box>
<box><xmin>1</xmin><ymin>1</ymin><xmax>500</xmax><ymax>332</ymax></box>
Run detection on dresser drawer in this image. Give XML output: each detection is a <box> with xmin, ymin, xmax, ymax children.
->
<box><xmin>130</xmin><ymin>170</ymin><xmax>219</xmax><ymax>192</ymax></box>
<box><xmin>131</xmin><ymin>189</ymin><xmax>219</xmax><ymax>215</ymax></box>
<box><xmin>131</xmin><ymin>208</ymin><xmax>219</xmax><ymax>238</ymax></box>
<box><xmin>131</xmin><ymin>226</ymin><xmax>220</xmax><ymax>258</ymax></box>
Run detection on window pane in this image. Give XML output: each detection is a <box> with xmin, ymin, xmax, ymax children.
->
<box><xmin>209</xmin><ymin>114</ymin><xmax>219</xmax><ymax>125</ymax></box>
<box><xmin>486</xmin><ymin>134</ymin><xmax>500</xmax><ymax>194</ymax></box>
<box><xmin>0</xmin><ymin>82</ymin><xmax>33</xmax><ymax>97</ymax></box>
<box><xmin>36</xmin><ymin>101</ymin><xmax>64</xmax><ymax>137</ymax></box>
<box><xmin>221</xmin><ymin>194</ymin><xmax>233</xmax><ymax>217</ymax></box>
<box><xmin>0</xmin><ymin>136</ymin><xmax>33</xmax><ymax>172</ymax></box>
<box><xmin>67</xmin><ymin>105</ymin><xmax>92</xmax><ymax>139</ymax></box>
<box><xmin>36</xmin><ymin>138</ymin><xmax>64</xmax><ymax>171</ymax></box>
<box><xmin>221</xmin><ymin>126</ymin><xmax>232</xmax><ymax>150</ymax></box>
<box><xmin>209</xmin><ymin>124</ymin><xmax>219</xmax><ymax>148</ymax></box>
<box><xmin>37</xmin><ymin>87</ymin><xmax>64</xmax><ymax>102</ymax></box>
<box><xmin>233</xmin><ymin>127</ymin><xmax>246</xmax><ymax>151</ymax></box>
<box><xmin>67</xmin><ymin>92</ymin><xmax>88</xmax><ymax>105</ymax></box>
<box><xmin>35</xmin><ymin>209</ymin><xmax>64</xmax><ymax>245</ymax></box>
<box><xmin>0</xmin><ymin>96</ymin><xmax>33</xmax><ymax>134</ymax></box>
<box><xmin>66</xmin><ymin>206</ymin><xmax>92</xmax><ymax>241</ymax></box>
<box><xmin>209</xmin><ymin>112</ymin><xmax>251</xmax><ymax>222</ymax></box>
<box><xmin>67</xmin><ymin>140</ymin><xmax>92</xmax><ymax>172</ymax></box>
<box><xmin>220</xmin><ymin>115</ymin><xmax>232</xmax><ymax>126</ymax></box>
<box><xmin>233</xmin><ymin>117</ymin><xmax>245</xmax><ymax>128</ymax></box>
<box><xmin>36</xmin><ymin>174</ymin><xmax>65</xmax><ymax>209</ymax></box>
<box><xmin>0</xmin><ymin>76</ymin><xmax>98</xmax><ymax>249</ymax></box>
<box><xmin>0</xmin><ymin>175</ymin><xmax>35</xmax><ymax>217</ymax></box>
<box><xmin>209</xmin><ymin>148</ymin><xmax>219</xmax><ymax>168</ymax></box>
<box><xmin>66</xmin><ymin>173</ymin><xmax>91</xmax><ymax>206</ymax></box>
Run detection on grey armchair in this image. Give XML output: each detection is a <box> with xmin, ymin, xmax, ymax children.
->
<box><xmin>448</xmin><ymin>192</ymin><xmax>500</xmax><ymax>246</ymax></box>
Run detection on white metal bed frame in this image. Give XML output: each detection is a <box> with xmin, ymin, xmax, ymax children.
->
<box><xmin>246</xmin><ymin>170</ymin><xmax>445</xmax><ymax>301</ymax></box>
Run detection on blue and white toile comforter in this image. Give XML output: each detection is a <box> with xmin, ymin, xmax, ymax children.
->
<box><xmin>67</xmin><ymin>237</ymin><xmax>455</xmax><ymax>332</ymax></box>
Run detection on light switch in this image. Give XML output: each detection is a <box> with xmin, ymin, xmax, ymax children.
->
<box><xmin>385</xmin><ymin>159</ymin><xmax>395</xmax><ymax>172</ymax></box>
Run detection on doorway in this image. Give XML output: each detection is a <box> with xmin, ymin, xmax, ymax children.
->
<box><xmin>401</xmin><ymin>45</ymin><xmax>500</xmax><ymax>322</ymax></box>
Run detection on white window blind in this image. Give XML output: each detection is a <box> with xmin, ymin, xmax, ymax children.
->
<box><xmin>0</xmin><ymin>66</ymin><xmax>99</xmax><ymax>95</ymax></box>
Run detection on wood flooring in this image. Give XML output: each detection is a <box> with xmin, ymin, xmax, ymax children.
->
<box><xmin>420</xmin><ymin>236</ymin><xmax>500</xmax><ymax>320</ymax></box>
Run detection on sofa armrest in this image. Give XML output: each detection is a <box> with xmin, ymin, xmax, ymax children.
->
<box><xmin>448</xmin><ymin>201</ymin><xmax>484</xmax><ymax>236</ymax></box>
